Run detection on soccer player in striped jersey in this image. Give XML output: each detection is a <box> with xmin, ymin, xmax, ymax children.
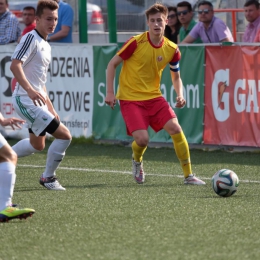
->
<box><xmin>10</xmin><ymin>0</ymin><xmax>71</xmax><ymax>191</ymax></box>
<box><xmin>0</xmin><ymin>112</ymin><xmax>35</xmax><ymax>222</ymax></box>
<box><xmin>105</xmin><ymin>3</ymin><xmax>205</xmax><ymax>185</ymax></box>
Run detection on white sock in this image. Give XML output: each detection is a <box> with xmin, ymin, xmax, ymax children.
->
<box><xmin>0</xmin><ymin>162</ymin><xmax>16</xmax><ymax>211</ymax></box>
<box><xmin>12</xmin><ymin>138</ymin><xmax>40</xmax><ymax>157</ymax></box>
<box><xmin>42</xmin><ymin>139</ymin><xmax>71</xmax><ymax>178</ymax></box>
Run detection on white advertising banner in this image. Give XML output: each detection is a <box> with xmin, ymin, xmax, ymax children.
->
<box><xmin>0</xmin><ymin>44</ymin><xmax>94</xmax><ymax>138</ymax></box>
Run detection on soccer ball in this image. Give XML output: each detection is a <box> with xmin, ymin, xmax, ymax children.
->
<box><xmin>211</xmin><ymin>169</ymin><xmax>239</xmax><ymax>197</ymax></box>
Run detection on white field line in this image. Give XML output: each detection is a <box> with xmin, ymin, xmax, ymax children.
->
<box><xmin>18</xmin><ymin>164</ymin><xmax>260</xmax><ymax>184</ymax></box>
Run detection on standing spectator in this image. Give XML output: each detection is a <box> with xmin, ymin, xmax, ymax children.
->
<box><xmin>177</xmin><ymin>1</ymin><xmax>202</xmax><ymax>43</ymax></box>
<box><xmin>105</xmin><ymin>3</ymin><xmax>206</xmax><ymax>186</ymax></box>
<box><xmin>0</xmin><ymin>0</ymin><xmax>21</xmax><ymax>44</ymax></box>
<box><xmin>47</xmin><ymin>0</ymin><xmax>73</xmax><ymax>43</ymax></box>
<box><xmin>21</xmin><ymin>6</ymin><xmax>36</xmax><ymax>36</ymax></box>
<box><xmin>17</xmin><ymin>6</ymin><xmax>36</xmax><ymax>42</ymax></box>
<box><xmin>0</xmin><ymin>112</ymin><xmax>35</xmax><ymax>222</ymax></box>
<box><xmin>243</xmin><ymin>0</ymin><xmax>260</xmax><ymax>43</ymax></box>
<box><xmin>181</xmin><ymin>0</ymin><xmax>233</xmax><ymax>43</ymax></box>
<box><xmin>164</xmin><ymin>6</ymin><xmax>181</xmax><ymax>44</ymax></box>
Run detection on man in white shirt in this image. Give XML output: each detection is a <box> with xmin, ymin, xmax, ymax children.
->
<box><xmin>10</xmin><ymin>0</ymin><xmax>72</xmax><ymax>191</ymax></box>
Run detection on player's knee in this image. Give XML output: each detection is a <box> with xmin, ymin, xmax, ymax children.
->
<box><xmin>135</xmin><ymin>137</ymin><xmax>149</xmax><ymax>147</ymax></box>
<box><xmin>10</xmin><ymin>150</ymin><xmax>18</xmax><ymax>164</ymax></box>
<box><xmin>64</xmin><ymin>132</ymin><xmax>72</xmax><ymax>140</ymax></box>
<box><xmin>59</xmin><ymin>131</ymin><xmax>72</xmax><ymax>140</ymax></box>
<box><xmin>5</xmin><ymin>149</ymin><xmax>18</xmax><ymax>165</ymax></box>
<box><xmin>167</xmin><ymin>125</ymin><xmax>182</xmax><ymax>136</ymax></box>
<box><xmin>31</xmin><ymin>143</ymin><xmax>45</xmax><ymax>151</ymax></box>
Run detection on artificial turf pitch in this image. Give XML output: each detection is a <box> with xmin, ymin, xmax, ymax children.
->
<box><xmin>1</xmin><ymin>140</ymin><xmax>260</xmax><ymax>260</ymax></box>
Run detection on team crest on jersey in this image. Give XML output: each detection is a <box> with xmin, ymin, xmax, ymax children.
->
<box><xmin>42</xmin><ymin>115</ymin><xmax>48</xmax><ymax>121</ymax></box>
<box><xmin>157</xmin><ymin>56</ymin><xmax>163</xmax><ymax>62</ymax></box>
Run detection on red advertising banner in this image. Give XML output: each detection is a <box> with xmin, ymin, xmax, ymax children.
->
<box><xmin>204</xmin><ymin>46</ymin><xmax>260</xmax><ymax>146</ymax></box>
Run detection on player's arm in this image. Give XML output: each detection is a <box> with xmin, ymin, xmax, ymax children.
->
<box><xmin>169</xmin><ymin>48</ymin><xmax>186</xmax><ymax>108</ymax></box>
<box><xmin>43</xmin><ymin>86</ymin><xmax>60</xmax><ymax>120</ymax></box>
<box><xmin>0</xmin><ymin>112</ymin><xmax>25</xmax><ymax>130</ymax></box>
<box><xmin>105</xmin><ymin>54</ymin><xmax>123</xmax><ymax>109</ymax></box>
<box><xmin>10</xmin><ymin>59</ymin><xmax>46</xmax><ymax>106</ymax></box>
<box><xmin>170</xmin><ymin>70</ymin><xmax>186</xmax><ymax>108</ymax></box>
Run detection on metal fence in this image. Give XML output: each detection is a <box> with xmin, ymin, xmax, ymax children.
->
<box><xmin>65</xmin><ymin>0</ymin><xmax>246</xmax><ymax>34</ymax></box>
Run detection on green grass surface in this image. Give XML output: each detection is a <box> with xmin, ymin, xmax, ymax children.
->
<box><xmin>1</xmin><ymin>141</ymin><xmax>260</xmax><ymax>260</ymax></box>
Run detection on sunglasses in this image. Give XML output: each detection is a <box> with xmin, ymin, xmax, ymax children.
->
<box><xmin>198</xmin><ymin>9</ymin><xmax>211</xmax><ymax>14</ymax></box>
<box><xmin>167</xmin><ymin>14</ymin><xmax>176</xmax><ymax>19</ymax></box>
<box><xmin>177</xmin><ymin>10</ymin><xmax>189</xmax><ymax>16</ymax></box>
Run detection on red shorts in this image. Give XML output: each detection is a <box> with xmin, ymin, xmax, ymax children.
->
<box><xmin>120</xmin><ymin>97</ymin><xmax>176</xmax><ymax>136</ymax></box>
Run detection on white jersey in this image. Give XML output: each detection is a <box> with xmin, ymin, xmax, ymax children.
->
<box><xmin>11</xmin><ymin>29</ymin><xmax>51</xmax><ymax>98</ymax></box>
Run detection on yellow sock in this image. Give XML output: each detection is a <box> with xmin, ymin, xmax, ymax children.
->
<box><xmin>171</xmin><ymin>131</ymin><xmax>192</xmax><ymax>178</ymax></box>
<box><xmin>132</xmin><ymin>141</ymin><xmax>147</xmax><ymax>162</ymax></box>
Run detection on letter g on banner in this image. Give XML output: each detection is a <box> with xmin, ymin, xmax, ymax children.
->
<box><xmin>212</xmin><ymin>69</ymin><xmax>230</xmax><ymax>122</ymax></box>
<box><xmin>0</xmin><ymin>56</ymin><xmax>13</xmax><ymax>97</ymax></box>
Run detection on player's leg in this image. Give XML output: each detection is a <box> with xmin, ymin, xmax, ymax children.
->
<box><xmin>148</xmin><ymin>97</ymin><xmax>205</xmax><ymax>185</ymax></box>
<box><xmin>12</xmin><ymin>132</ymin><xmax>45</xmax><ymax>157</ymax></box>
<box><xmin>12</xmin><ymin>95</ymin><xmax>48</xmax><ymax>157</ymax></box>
<box><xmin>120</xmin><ymin>100</ymin><xmax>149</xmax><ymax>184</ymax></box>
<box><xmin>39</xmin><ymin>120</ymin><xmax>71</xmax><ymax>191</ymax></box>
<box><xmin>0</xmin><ymin>135</ymin><xmax>34</xmax><ymax>222</ymax></box>
<box><xmin>132</xmin><ymin>130</ymin><xmax>148</xmax><ymax>162</ymax></box>
<box><xmin>131</xmin><ymin>130</ymin><xmax>148</xmax><ymax>184</ymax></box>
<box><xmin>164</xmin><ymin>119</ymin><xmax>206</xmax><ymax>185</ymax></box>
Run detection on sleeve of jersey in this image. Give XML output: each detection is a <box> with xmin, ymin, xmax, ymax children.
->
<box><xmin>169</xmin><ymin>47</ymin><xmax>181</xmax><ymax>72</ymax></box>
<box><xmin>11</xmin><ymin>33</ymin><xmax>35</xmax><ymax>63</ymax></box>
<box><xmin>117</xmin><ymin>37</ymin><xmax>137</xmax><ymax>60</ymax></box>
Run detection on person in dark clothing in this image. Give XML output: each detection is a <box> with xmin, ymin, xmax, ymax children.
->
<box><xmin>164</xmin><ymin>6</ymin><xmax>181</xmax><ymax>44</ymax></box>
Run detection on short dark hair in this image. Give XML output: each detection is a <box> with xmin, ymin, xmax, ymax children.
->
<box><xmin>177</xmin><ymin>1</ymin><xmax>192</xmax><ymax>12</ymax></box>
<box><xmin>36</xmin><ymin>0</ymin><xmax>59</xmax><ymax>17</ymax></box>
<box><xmin>23</xmin><ymin>6</ymin><xmax>36</xmax><ymax>13</ymax></box>
<box><xmin>244</xmin><ymin>0</ymin><xmax>259</xmax><ymax>9</ymax></box>
<box><xmin>198</xmin><ymin>1</ymin><xmax>213</xmax><ymax>9</ymax></box>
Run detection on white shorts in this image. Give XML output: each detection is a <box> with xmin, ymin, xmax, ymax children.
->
<box><xmin>12</xmin><ymin>95</ymin><xmax>55</xmax><ymax>137</ymax></box>
<box><xmin>0</xmin><ymin>133</ymin><xmax>7</xmax><ymax>149</ymax></box>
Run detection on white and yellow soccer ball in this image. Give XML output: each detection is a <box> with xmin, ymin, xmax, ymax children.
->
<box><xmin>212</xmin><ymin>169</ymin><xmax>239</xmax><ymax>197</ymax></box>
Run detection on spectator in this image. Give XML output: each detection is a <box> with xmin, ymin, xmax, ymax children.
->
<box><xmin>164</xmin><ymin>6</ymin><xmax>181</xmax><ymax>44</ymax></box>
<box><xmin>254</xmin><ymin>29</ymin><xmax>260</xmax><ymax>42</ymax></box>
<box><xmin>0</xmin><ymin>0</ymin><xmax>21</xmax><ymax>44</ymax></box>
<box><xmin>243</xmin><ymin>0</ymin><xmax>260</xmax><ymax>43</ymax></box>
<box><xmin>17</xmin><ymin>6</ymin><xmax>36</xmax><ymax>43</ymax></box>
<box><xmin>177</xmin><ymin>1</ymin><xmax>202</xmax><ymax>43</ymax></box>
<box><xmin>21</xmin><ymin>6</ymin><xmax>36</xmax><ymax>36</ymax></box>
<box><xmin>181</xmin><ymin>0</ymin><xmax>233</xmax><ymax>43</ymax></box>
<box><xmin>47</xmin><ymin>0</ymin><xmax>73</xmax><ymax>43</ymax></box>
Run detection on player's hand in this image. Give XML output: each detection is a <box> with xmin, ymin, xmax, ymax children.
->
<box><xmin>0</xmin><ymin>117</ymin><xmax>25</xmax><ymax>130</ymax></box>
<box><xmin>105</xmin><ymin>93</ymin><xmax>117</xmax><ymax>110</ymax></box>
<box><xmin>28</xmin><ymin>89</ymin><xmax>46</xmax><ymax>106</ymax></box>
<box><xmin>175</xmin><ymin>96</ymin><xmax>186</xmax><ymax>108</ymax></box>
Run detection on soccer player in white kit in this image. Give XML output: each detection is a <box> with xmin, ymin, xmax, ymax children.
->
<box><xmin>10</xmin><ymin>0</ymin><xmax>72</xmax><ymax>191</ymax></box>
<box><xmin>0</xmin><ymin>112</ymin><xmax>35</xmax><ymax>222</ymax></box>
